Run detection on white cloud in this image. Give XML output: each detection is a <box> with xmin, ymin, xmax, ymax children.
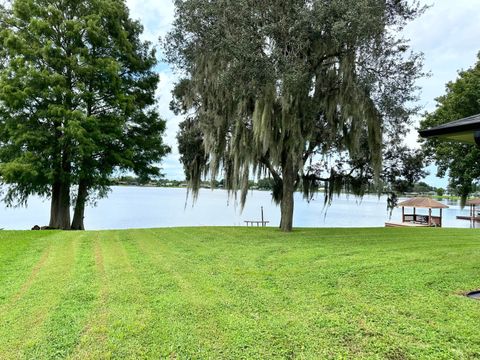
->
<box><xmin>155</xmin><ymin>69</ymin><xmax>186</xmax><ymax>179</ymax></box>
<box><xmin>126</xmin><ymin>0</ymin><xmax>185</xmax><ymax>179</ymax></box>
<box><xmin>160</xmin><ymin>154</ymin><xmax>185</xmax><ymax>179</ymax></box>
<box><xmin>156</xmin><ymin>70</ymin><xmax>181</xmax><ymax>147</ymax></box>
<box><xmin>125</xmin><ymin>0</ymin><xmax>175</xmax><ymax>43</ymax></box>
<box><xmin>404</xmin><ymin>0</ymin><xmax>480</xmax><ymax>134</ymax></box>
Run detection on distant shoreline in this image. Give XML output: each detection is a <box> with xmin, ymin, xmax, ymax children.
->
<box><xmin>112</xmin><ymin>184</ymin><xmax>463</xmax><ymax>201</ymax></box>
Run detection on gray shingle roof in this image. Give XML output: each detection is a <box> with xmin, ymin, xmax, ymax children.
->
<box><xmin>419</xmin><ymin>113</ymin><xmax>480</xmax><ymax>139</ymax></box>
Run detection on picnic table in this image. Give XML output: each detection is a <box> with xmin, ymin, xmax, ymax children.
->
<box><xmin>244</xmin><ymin>206</ymin><xmax>269</xmax><ymax>227</ymax></box>
<box><xmin>244</xmin><ymin>220</ymin><xmax>269</xmax><ymax>227</ymax></box>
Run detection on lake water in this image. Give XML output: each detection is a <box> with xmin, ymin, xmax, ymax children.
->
<box><xmin>0</xmin><ymin>186</ymin><xmax>474</xmax><ymax>230</ymax></box>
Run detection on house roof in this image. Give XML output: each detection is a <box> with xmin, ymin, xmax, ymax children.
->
<box><xmin>397</xmin><ymin>197</ymin><xmax>449</xmax><ymax>209</ymax></box>
<box><xmin>419</xmin><ymin>113</ymin><xmax>480</xmax><ymax>144</ymax></box>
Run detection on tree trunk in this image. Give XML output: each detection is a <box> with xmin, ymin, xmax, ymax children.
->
<box><xmin>71</xmin><ymin>180</ymin><xmax>88</xmax><ymax>230</ymax></box>
<box><xmin>49</xmin><ymin>147</ymin><xmax>71</xmax><ymax>229</ymax></box>
<box><xmin>49</xmin><ymin>180</ymin><xmax>71</xmax><ymax>229</ymax></box>
<box><xmin>279</xmin><ymin>159</ymin><xmax>295</xmax><ymax>232</ymax></box>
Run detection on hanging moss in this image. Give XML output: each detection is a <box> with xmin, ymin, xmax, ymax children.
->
<box><xmin>166</xmin><ymin>0</ymin><xmax>425</xmax><ymax>229</ymax></box>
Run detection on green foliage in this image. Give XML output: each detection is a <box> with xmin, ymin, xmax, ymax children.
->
<box><xmin>176</xmin><ymin>117</ymin><xmax>207</xmax><ymax>188</ymax></box>
<box><xmin>412</xmin><ymin>181</ymin><xmax>434</xmax><ymax>194</ymax></box>
<box><xmin>307</xmin><ymin>140</ymin><xmax>427</xmax><ymax>214</ymax></box>
<box><xmin>256</xmin><ymin>177</ymin><xmax>274</xmax><ymax>190</ymax></box>
<box><xmin>1</xmin><ymin>227</ymin><xmax>480</xmax><ymax>358</ymax></box>
<box><xmin>0</xmin><ymin>0</ymin><xmax>169</xmax><ymax>228</ymax></box>
<box><xmin>166</xmin><ymin>0</ymin><xmax>425</xmax><ymax>230</ymax></box>
<box><xmin>420</xmin><ymin>53</ymin><xmax>480</xmax><ymax>203</ymax></box>
<box><xmin>382</xmin><ymin>145</ymin><xmax>428</xmax><ymax>193</ymax></box>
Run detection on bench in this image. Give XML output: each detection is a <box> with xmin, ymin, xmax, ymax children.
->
<box><xmin>244</xmin><ymin>220</ymin><xmax>269</xmax><ymax>227</ymax></box>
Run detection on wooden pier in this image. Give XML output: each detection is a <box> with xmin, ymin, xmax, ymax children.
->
<box><xmin>456</xmin><ymin>199</ymin><xmax>480</xmax><ymax>223</ymax></box>
<box><xmin>385</xmin><ymin>222</ymin><xmax>429</xmax><ymax>227</ymax></box>
<box><xmin>456</xmin><ymin>215</ymin><xmax>480</xmax><ymax>222</ymax></box>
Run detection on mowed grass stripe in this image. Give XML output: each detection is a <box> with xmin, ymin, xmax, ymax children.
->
<box><xmin>23</xmin><ymin>233</ymin><xmax>99</xmax><ymax>359</ymax></box>
<box><xmin>126</xmin><ymin>228</ymin><xmax>232</xmax><ymax>358</ymax></box>
<box><xmin>70</xmin><ymin>232</ymin><xmax>109</xmax><ymax>360</ymax></box>
<box><xmin>0</xmin><ymin>227</ymin><xmax>479</xmax><ymax>358</ymax></box>
<box><xmin>170</xmin><ymin>227</ymin><xmax>309</xmax><ymax>357</ymax></box>
<box><xmin>69</xmin><ymin>230</ymin><xmax>151</xmax><ymax>359</ymax></box>
<box><xmin>0</xmin><ymin>231</ymin><xmax>62</xmax><ymax>307</ymax></box>
<box><xmin>0</xmin><ymin>232</ymin><xmax>82</xmax><ymax>358</ymax></box>
<box><xmin>93</xmin><ymin>230</ymin><xmax>152</xmax><ymax>359</ymax></box>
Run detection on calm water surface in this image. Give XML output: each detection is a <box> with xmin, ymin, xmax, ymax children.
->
<box><xmin>0</xmin><ymin>186</ymin><xmax>474</xmax><ymax>230</ymax></box>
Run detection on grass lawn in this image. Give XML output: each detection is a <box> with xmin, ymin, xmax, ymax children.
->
<box><xmin>0</xmin><ymin>227</ymin><xmax>480</xmax><ymax>359</ymax></box>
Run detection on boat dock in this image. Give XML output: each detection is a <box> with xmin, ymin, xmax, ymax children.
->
<box><xmin>385</xmin><ymin>221</ymin><xmax>431</xmax><ymax>227</ymax></box>
<box><xmin>385</xmin><ymin>197</ymin><xmax>448</xmax><ymax>228</ymax></box>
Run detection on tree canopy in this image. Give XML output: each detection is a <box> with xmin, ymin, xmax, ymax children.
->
<box><xmin>166</xmin><ymin>0</ymin><xmax>425</xmax><ymax>231</ymax></box>
<box><xmin>0</xmin><ymin>0</ymin><xmax>170</xmax><ymax>229</ymax></box>
<box><xmin>420</xmin><ymin>52</ymin><xmax>480</xmax><ymax>202</ymax></box>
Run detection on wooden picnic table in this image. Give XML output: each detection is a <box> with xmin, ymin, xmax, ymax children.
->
<box><xmin>244</xmin><ymin>220</ymin><xmax>269</xmax><ymax>227</ymax></box>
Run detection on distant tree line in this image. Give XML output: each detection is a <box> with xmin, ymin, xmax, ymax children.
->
<box><xmin>111</xmin><ymin>174</ymin><xmax>442</xmax><ymax>198</ymax></box>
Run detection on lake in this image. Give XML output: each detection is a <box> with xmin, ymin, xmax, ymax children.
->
<box><xmin>0</xmin><ymin>186</ymin><xmax>474</xmax><ymax>230</ymax></box>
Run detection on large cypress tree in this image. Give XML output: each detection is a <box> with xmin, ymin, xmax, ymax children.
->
<box><xmin>166</xmin><ymin>0</ymin><xmax>424</xmax><ymax>231</ymax></box>
<box><xmin>0</xmin><ymin>0</ymin><xmax>169</xmax><ymax>229</ymax></box>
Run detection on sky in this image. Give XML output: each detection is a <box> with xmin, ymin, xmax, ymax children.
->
<box><xmin>125</xmin><ymin>0</ymin><xmax>480</xmax><ymax>187</ymax></box>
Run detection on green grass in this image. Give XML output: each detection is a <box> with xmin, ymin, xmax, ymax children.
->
<box><xmin>0</xmin><ymin>227</ymin><xmax>480</xmax><ymax>359</ymax></box>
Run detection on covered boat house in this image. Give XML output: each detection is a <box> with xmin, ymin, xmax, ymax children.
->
<box><xmin>385</xmin><ymin>197</ymin><xmax>449</xmax><ymax>227</ymax></box>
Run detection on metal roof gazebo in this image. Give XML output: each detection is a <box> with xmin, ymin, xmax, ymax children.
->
<box><xmin>385</xmin><ymin>197</ymin><xmax>449</xmax><ymax>227</ymax></box>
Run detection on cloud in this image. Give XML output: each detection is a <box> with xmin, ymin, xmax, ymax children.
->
<box><xmin>161</xmin><ymin>154</ymin><xmax>185</xmax><ymax>179</ymax></box>
<box><xmin>156</xmin><ymin>68</ymin><xmax>185</xmax><ymax>179</ymax></box>
<box><xmin>125</xmin><ymin>0</ymin><xmax>175</xmax><ymax>43</ymax></box>
<box><xmin>125</xmin><ymin>0</ymin><xmax>185</xmax><ymax>179</ymax></box>
<box><xmin>156</xmin><ymin>70</ymin><xmax>179</xmax><ymax>143</ymax></box>
<box><xmin>404</xmin><ymin>0</ymin><xmax>480</xmax><ymax>112</ymax></box>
